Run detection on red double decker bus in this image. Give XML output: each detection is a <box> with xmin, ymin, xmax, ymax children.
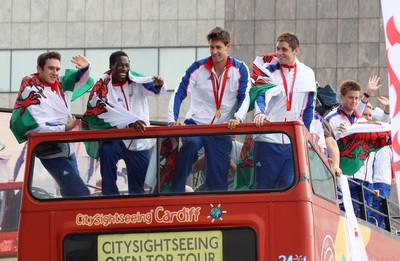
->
<box><xmin>10</xmin><ymin>121</ymin><xmax>400</xmax><ymax>260</ymax></box>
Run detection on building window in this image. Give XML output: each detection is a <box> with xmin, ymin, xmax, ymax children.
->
<box><xmin>123</xmin><ymin>48</ymin><xmax>158</xmax><ymax>77</ymax></box>
<box><xmin>3</xmin><ymin>47</ymin><xmax>209</xmax><ymax>93</ymax></box>
<box><xmin>0</xmin><ymin>51</ymin><xmax>11</xmax><ymax>92</ymax></box>
<box><xmin>160</xmin><ymin>48</ymin><xmax>196</xmax><ymax>91</ymax></box>
<box><xmin>11</xmin><ymin>50</ymin><xmax>46</xmax><ymax>92</ymax></box>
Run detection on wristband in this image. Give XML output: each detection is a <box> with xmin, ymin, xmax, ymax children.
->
<box><xmin>363</xmin><ymin>92</ymin><xmax>370</xmax><ymax>98</ymax></box>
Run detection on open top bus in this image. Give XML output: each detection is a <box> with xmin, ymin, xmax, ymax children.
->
<box><xmin>12</xmin><ymin>120</ymin><xmax>400</xmax><ymax>261</ymax></box>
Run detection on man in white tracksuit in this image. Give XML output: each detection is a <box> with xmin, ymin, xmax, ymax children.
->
<box><xmin>251</xmin><ymin>32</ymin><xmax>316</xmax><ymax>189</ymax></box>
<box><xmin>168</xmin><ymin>27</ymin><xmax>251</xmax><ymax>192</ymax></box>
<box><xmin>83</xmin><ymin>51</ymin><xmax>167</xmax><ymax>195</ymax></box>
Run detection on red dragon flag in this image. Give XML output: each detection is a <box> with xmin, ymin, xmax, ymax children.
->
<box><xmin>336</xmin><ymin>121</ymin><xmax>392</xmax><ymax>176</ymax></box>
<box><xmin>10</xmin><ymin>69</ymin><xmax>92</xmax><ymax>143</ymax></box>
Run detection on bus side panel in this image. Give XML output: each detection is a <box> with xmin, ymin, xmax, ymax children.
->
<box><xmin>18</xmin><ymin>212</ymin><xmax>50</xmax><ymax>260</ymax></box>
<box><xmin>269</xmin><ymin>201</ymin><xmax>315</xmax><ymax>261</ymax></box>
<box><xmin>312</xmin><ymin>196</ymin><xmax>340</xmax><ymax>261</ymax></box>
<box><xmin>22</xmin><ymin>199</ymin><xmax>315</xmax><ymax>261</ymax></box>
<box><xmin>364</xmin><ymin>223</ymin><xmax>400</xmax><ymax>259</ymax></box>
<box><xmin>55</xmin><ymin>201</ymin><xmax>265</xmax><ymax>260</ymax></box>
<box><xmin>313</xmin><ymin>196</ymin><xmax>400</xmax><ymax>260</ymax></box>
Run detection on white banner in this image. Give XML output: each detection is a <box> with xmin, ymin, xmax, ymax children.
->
<box><xmin>337</xmin><ymin>176</ymin><xmax>369</xmax><ymax>261</ymax></box>
<box><xmin>381</xmin><ymin>0</ymin><xmax>400</xmax><ymax>210</ymax></box>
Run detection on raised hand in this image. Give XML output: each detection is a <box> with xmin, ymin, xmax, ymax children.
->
<box><xmin>377</xmin><ymin>96</ymin><xmax>390</xmax><ymax>114</ymax></box>
<box><xmin>366</xmin><ymin>75</ymin><xmax>381</xmax><ymax>96</ymax></box>
<box><xmin>153</xmin><ymin>75</ymin><xmax>164</xmax><ymax>87</ymax></box>
<box><xmin>71</xmin><ymin>54</ymin><xmax>90</xmax><ymax>69</ymax></box>
<box><xmin>377</xmin><ymin>96</ymin><xmax>389</xmax><ymax>107</ymax></box>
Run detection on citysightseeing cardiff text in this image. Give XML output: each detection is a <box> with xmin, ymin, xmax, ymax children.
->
<box><xmin>76</xmin><ymin>206</ymin><xmax>201</xmax><ymax>227</ymax></box>
<box><xmin>98</xmin><ymin>231</ymin><xmax>223</xmax><ymax>261</ymax></box>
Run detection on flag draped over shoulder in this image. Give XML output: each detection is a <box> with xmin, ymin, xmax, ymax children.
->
<box><xmin>249</xmin><ymin>54</ymin><xmax>277</xmax><ymax>111</ymax></box>
<box><xmin>10</xmin><ymin>68</ymin><xmax>92</xmax><ymax>143</ymax></box>
<box><xmin>82</xmin><ymin>70</ymin><xmax>153</xmax><ymax>131</ymax></box>
<box><xmin>248</xmin><ymin>84</ymin><xmax>277</xmax><ymax>112</ymax></box>
<box><xmin>234</xmin><ymin>134</ymin><xmax>255</xmax><ymax>190</ymax></box>
<box><xmin>81</xmin><ymin>70</ymin><xmax>155</xmax><ymax>158</ymax></box>
<box><xmin>337</xmin><ymin>121</ymin><xmax>392</xmax><ymax>176</ymax></box>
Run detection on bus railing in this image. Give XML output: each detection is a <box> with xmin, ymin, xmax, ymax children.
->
<box><xmin>338</xmin><ymin>178</ymin><xmax>400</xmax><ymax>235</ymax></box>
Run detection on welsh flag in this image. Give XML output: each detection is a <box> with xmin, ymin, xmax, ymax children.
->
<box><xmin>249</xmin><ymin>53</ymin><xmax>278</xmax><ymax>111</ymax></box>
<box><xmin>248</xmin><ymin>83</ymin><xmax>277</xmax><ymax>112</ymax></box>
<box><xmin>62</xmin><ymin>68</ymin><xmax>94</xmax><ymax>103</ymax></box>
<box><xmin>82</xmin><ymin>70</ymin><xmax>149</xmax><ymax>132</ymax></box>
<box><xmin>337</xmin><ymin>121</ymin><xmax>392</xmax><ymax>176</ymax></box>
<box><xmin>81</xmin><ymin>70</ymin><xmax>154</xmax><ymax>159</ymax></box>
<box><xmin>10</xmin><ymin>69</ymin><xmax>93</xmax><ymax>143</ymax></box>
<box><xmin>158</xmin><ymin>137</ymin><xmax>180</xmax><ymax>192</ymax></box>
<box><xmin>234</xmin><ymin>134</ymin><xmax>255</xmax><ymax>190</ymax></box>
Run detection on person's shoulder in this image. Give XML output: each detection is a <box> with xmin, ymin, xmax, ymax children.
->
<box><xmin>19</xmin><ymin>74</ymin><xmax>38</xmax><ymax>88</ymax></box>
<box><xmin>230</xmin><ymin>56</ymin><xmax>245</xmax><ymax>65</ymax></box>
<box><xmin>313</xmin><ymin>112</ymin><xmax>323</xmax><ymax>120</ymax></box>
<box><xmin>186</xmin><ymin>57</ymin><xmax>208</xmax><ymax>72</ymax></box>
<box><xmin>254</xmin><ymin>53</ymin><xmax>276</xmax><ymax>63</ymax></box>
<box><xmin>194</xmin><ymin>57</ymin><xmax>210</xmax><ymax>67</ymax></box>
<box><xmin>229</xmin><ymin>57</ymin><xmax>249</xmax><ymax>71</ymax></box>
<box><xmin>324</xmin><ymin>109</ymin><xmax>341</xmax><ymax>122</ymax></box>
<box><xmin>324</xmin><ymin>108</ymin><xmax>338</xmax><ymax>119</ymax></box>
<box><xmin>100</xmin><ymin>70</ymin><xmax>112</xmax><ymax>79</ymax></box>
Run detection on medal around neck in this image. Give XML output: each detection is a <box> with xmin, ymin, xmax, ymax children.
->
<box><xmin>285</xmin><ymin>110</ymin><xmax>293</xmax><ymax>121</ymax></box>
<box><xmin>215</xmin><ymin>109</ymin><xmax>222</xmax><ymax>119</ymax></box>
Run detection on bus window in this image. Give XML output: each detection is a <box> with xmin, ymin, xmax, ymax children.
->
<box><xmin>155</xmin><ymin>134</ymin><xmax>248</xmax><ymax>193</ymax></box>
<box><xmin>307</xmin><ymin>141</ymin><xmax>336</xmax><ymax>202</ymax></box>
<box><xmin>30</xmin><ymin>138</ymin><xmax>156</xmax><ymax>199</ymax></box>
<box><xmin>157</xmin><ymin>132</ymin><xmax>295</xmax><ymax>193</ymax></box>
<box><xmin>29</xmin><ymin>130</ymin><xmax>296</xmax><ymax>199</ymax></box>
<box><xmin>252</xmin><ymin>133</ymin><xmax>295</xmax><ymax>190</ymax></box>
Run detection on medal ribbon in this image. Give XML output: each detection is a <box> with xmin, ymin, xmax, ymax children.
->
<box><xmin>280</xmin><ymin>63</ymin><xmax>297</xmax><ymax>111</ymax></box>
<box><xmin>210</xmin><ymin>68</ymin><xmax>229</xmax><ymax>123</ymax></box>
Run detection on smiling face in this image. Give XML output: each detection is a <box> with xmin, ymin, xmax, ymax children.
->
<box><xmin>110</xmin><ymin>55</ymin><xmax>130</xmax><ymax>83</ymax></box>
<box><xmin>275</xmin><ymin>41</ymin><xmax>298</xmax><ymax>66</ymax></box>
<box><xmin>209</xmin><ymin>39</ymin><xmax>230</xmax><ymax>66</ymax></box>
<box><xmin>340</xmin><ymin>90</ymin><xmax>360</xmax><ymax>114</ymax></box>
<box><xmin>37</xmin><ymin>58</ymin><xmax>61</xmax><ymax>84</ymax></box>
<box><xmin>362</xmin><ymin>106</ymin><xmax>373</xmax><ymax>121</ymax></box>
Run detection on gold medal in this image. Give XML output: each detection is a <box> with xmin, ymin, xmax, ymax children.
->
<box><xmin>285</xmin><ymin>110</ymin><xmax>292</xmax><ymax>120</ymax></box>
<box><xmin>215</xmin><ymin>109</ymin><xmax>221</xmax><ymax>119</ymax></box>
